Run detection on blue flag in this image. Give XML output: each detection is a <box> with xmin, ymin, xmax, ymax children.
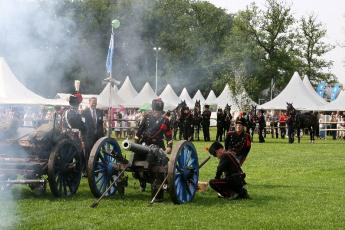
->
<box><xmin>316</xmin><ymin>81</ymin><xmax>326</xmax><ymax>97</ymax></box>
<box><xmin>106</xmin><ymin>33</ymin><xmax>114</xmax><ymax>74</ymax></box>
<box><xmin>331</xmin><ymin>83</ymin><xmax>340</xmax><ymax>101</ymax></box>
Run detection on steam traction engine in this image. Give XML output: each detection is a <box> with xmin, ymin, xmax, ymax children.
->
<box><xmin>87</xmin><ymin>137</ymin><xmax>200</xmax><ymax>204</ymax></box>
<box><xmin>0</xmin><ymin>116</ymin><xmax>83</xmax><ymax>197</ymax></box>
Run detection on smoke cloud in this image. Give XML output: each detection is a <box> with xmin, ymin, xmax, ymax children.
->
<box><xmin>0</xmin><ymin>0</ymin><xmax>83</xmax><ymax>97</ymax></box>
<box><xmin>0</xmin><ymin>189</ymin><xmax>16</xmax><ymax>229</ymax></box>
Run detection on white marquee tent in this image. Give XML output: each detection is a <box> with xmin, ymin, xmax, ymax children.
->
<box><xmin>0</xmin><ymin>57</ymin><xmax>67</xmax><ymax>105</ymax></box>
<box><xmin>205</xmin><ymin>90</ymin><xmax>217</xmax><ymax>105</ymax></box>
<box><xmin>303</xmin><ymin>75</ymin><xmax>327</xmax><ymax>105</ymax></box>
<box><xmin>192</xmin><ymin>90</ymin><xmax>205</xmax><ymax>104</ymax></box>
<box><xmin>97</xmin><ymin>82</ymin><xmax>124</xmax><ymax>108</ymax></box>
<box><xmin>159</xmin><ymin>84</ymin><xmax>180</xmax><ymax>107</ymax></box>
<box><xmin>259</xmin><ymin>72</ymin><xmax>325</xmax><ymax>110</ymax></box>
<box><xmin>126</xmin><ymin>82</ymin><xmax>157</xmax><ymax>107</ymax></box>
<box><xmin>118</xmin><ymin>76</ymin><xmax>138</xmax><ymax>102</ymax></box>
<box><xmin>179</xmin><ymin>88</ymin><xmax>194</xmax><ymax>107</ymax></box>
<box><xmin>215</xmin><ymin>84</ymin><xmax>238</xmax><ymax>110</ymax></box>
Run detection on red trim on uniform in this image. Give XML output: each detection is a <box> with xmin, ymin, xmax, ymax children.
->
<box><xmin>160</xmin><ymin>123</ymin><xmax>167</xmax><ymax>131</ymax></box>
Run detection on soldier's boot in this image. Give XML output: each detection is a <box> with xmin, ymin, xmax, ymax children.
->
<box><xmin>140</xmin><ymin>180</ymin><xmax>146</xmax><ymax>192</ymax></box>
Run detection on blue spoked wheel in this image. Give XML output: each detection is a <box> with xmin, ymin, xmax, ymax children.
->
<box><xmin>168</xmin><ymin>140</ymin><xmax>199</xmax><ymax>204</ymax></box>
<box><xmin>87</xmin><ymin>137</ymin><xmax>123</xmax><ymax>198</ymax></box>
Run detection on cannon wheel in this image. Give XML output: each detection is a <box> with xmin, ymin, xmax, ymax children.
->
<box><xmin>48</xmin><ymin>139</ymin><xmax>82</xmax><ymax>197</ymax></box>
<box><xmin>168</xmin><ymin>140</ymin><xmax>199</xmax><ymax>204</ymax></box>
<box><xmin>87</xmin><ymin>137</ymin><xmax>123</xmax><ymax>198</ymax></box>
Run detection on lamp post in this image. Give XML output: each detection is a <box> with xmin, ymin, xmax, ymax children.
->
<box><xmin>153</xmin><ymin>46</ymin><xmax>161</xmax><ymax>94</ymax></box>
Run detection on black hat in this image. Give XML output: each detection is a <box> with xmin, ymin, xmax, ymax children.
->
<box><xmin>208</xmin><ymin>141</ymin><xmax>224</xmax><ymax>156</ymax></box>
<box><xmin>236</xmin><ymin>117</ymin><xmax>246</xmax><ymax>125</ymax></box>
<box><xmin>152</xmin><ymin>98</ymin><xmax>164</xmax><ymax>111</ymax></box>
<box><xmin>204</xmin><ymin>104</ymin><xmax>210</xmax><ymax>108</ymax></box>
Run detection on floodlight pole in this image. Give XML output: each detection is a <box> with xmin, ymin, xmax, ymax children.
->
<box><xmin>153</xmin><ymin>47</ymin><xmax>161</xmax><ymax>94</ymax></box>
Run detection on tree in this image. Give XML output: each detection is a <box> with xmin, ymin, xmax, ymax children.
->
<box><xmin>225</xmin><ymin>0</ymin><xmax>298</xmax><ymax>100</ymax></box>
<box><xmin>296</xmin><ymin>14</ymin><xmax>335</xmax><ymax>85</ymax></box>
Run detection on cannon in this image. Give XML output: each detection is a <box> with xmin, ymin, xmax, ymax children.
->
<box><xmin>87</xmin><ymin>137</ymin><xmax>199</xmax><ymax>204</ymax></box>
<box><xmin>0</xmin><ymin>114</ymin><xmax>83</xmax><ymax>197</ymax></box>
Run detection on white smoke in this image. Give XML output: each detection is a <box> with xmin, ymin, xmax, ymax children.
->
<box><xmin>0</xmin><ymin>189</ymin><xmax>16</xmax><ymax>229</ymax></box>
<box><xmin>0</xmin><ymin>0</ymin><xmax>79</xmax><ymax>97</ymax></box>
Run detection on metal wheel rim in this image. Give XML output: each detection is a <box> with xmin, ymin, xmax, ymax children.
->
<box><xmin>168</xmin><ymin>140</ymin><xmax>199</xmax><ymax>204</ymax></box>
<box><xmin>87</xmin><ymin>137</ymin><xmax>122</xmax><ymax>198</ymax></box>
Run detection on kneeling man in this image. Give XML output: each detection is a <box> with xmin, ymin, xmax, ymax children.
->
<box><xmin>208</xmin><ymin>141</ymin><xmax>249</xmax><ymax>199</ymax></box>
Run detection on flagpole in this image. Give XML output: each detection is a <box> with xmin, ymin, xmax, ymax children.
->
<box><xmin>105</xmin><ymin>19</ymin><xmax>120</xmax><ymax>138</ymax></box>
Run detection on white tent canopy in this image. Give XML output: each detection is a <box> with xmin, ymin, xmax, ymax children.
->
<box><xmin>303</xmin><ymin>75</ymin><xmax>327</xmax><ymax>105</ymax></box>
<box><xmin>97</xmin><ymin>82</ymin><xmax>124</xmax><ymax>108</ymax></box>
<box><xmin>319</xmin><ymin>90</ymin><xmax>345</xmax><ymax>111</ymax></box>
<box><xmin>118</xmin><ymin>76</ymin><xmax>138</xmax><ymax>101</ymax></box>
<box><xmin>159</xmin><ymin>84</ymin><xmax>180</xmax><ymax>107</ymax></box>
<box><xmin>126</xmin><ymin>82</ymin><xmax>157</xmax><ymax>107</ymax></box>
<box><xmin>192</xmin><ymin>90</ymin><xmax>205</xmax><ymax>104</ymax></box>
<box><xmin>215</xmin><ymin>84</ymin><xmax>237</xmax><ymax>110</ymax></box>
<box><xmin>205</xmin><ymin>90</ymin><xmax>217</xmax><ymax>105</ymax></box>
<box><xmin>179</xmin><ymin>87</ymin><xmax>194</xmax><ymax>107</ymax></box>
<box><xmin>0</xmin><ymin>57</ymin><xmax>68</xmax><ymax>105</ymax></box>
<box><xmin>259</xmin><ymin>72</ymin><xmax>325</xmax><ymax>110</ymax></box>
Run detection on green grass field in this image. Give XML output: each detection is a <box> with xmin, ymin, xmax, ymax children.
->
<box><xmin>2</xmin><ymin>130</ymin><xmax>345</xmax><ymax>230</ymax></box>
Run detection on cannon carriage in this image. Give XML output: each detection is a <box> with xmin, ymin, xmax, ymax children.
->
<box><xmin>87</xmin><ymin>137</ymin><xmax>200</xmax><ymax>204</ymax></box>
<box><xmin>0</xmin><ymin>113</ymin><xmax>83</xmax><ymax>197</ymax></box>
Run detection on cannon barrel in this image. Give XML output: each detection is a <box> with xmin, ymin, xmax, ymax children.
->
<box><xmin>122</xmin><ymin>140</ymin><xmax>151</xmax><ymax>155</ymax></box>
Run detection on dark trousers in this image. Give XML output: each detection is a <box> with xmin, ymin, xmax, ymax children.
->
<box><xmin>216</xmin><ymin>126</ymin><xmax>223</xmax><ymax>142</ymax></box>
<box><xmin>288</xmin><ymin>126</ymin><xmax>294</xmax><ymax>143</ymax></box>
<box><xmin>202</xmin><ymin>124</ymin><xmax>210</xmax><ymax>141</ymax></box>
<box><xmin>273</xmin><ymin>123</ymin><xmax>278</xmax><ymax>138</ymax></box>
<box><xmin>332</xmin><ymin>124</ymin><xmax>337</xmax><ymax>139</ymax></box>
<box><xmin>258</xmin><ymin>127</ymin><xmax>265</xmax><ymax>143</ymax></box>
<box><xmin>209</xmin><ymin>177</ymin><xmax>246</xmax><ymax>198</ymax></box>
<box><xmin>209</xmin><ymin>179</ymin><xmax>236</xmax><ymax>197</ymax></box>
<box><xmin>280</xmin><ymin>126</ymin><xmax>286</xmax><ymax>138</ymax></box>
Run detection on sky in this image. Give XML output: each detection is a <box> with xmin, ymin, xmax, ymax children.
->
<box><xmin>207</xmin><ymin>0</ymin><xmax>345</xmax><ymax>84</ymax></box>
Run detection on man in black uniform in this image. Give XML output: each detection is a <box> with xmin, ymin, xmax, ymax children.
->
<box><xmin>182</xmin><ymin>107</ymin><xmax>194</xmax><ymax>141</ymax></box>
<box><xmin>134</xmin><ymin>98</ymin><xmax>173</xmax><ymax>200</ymax></box>
<box><xmin>216</xmin><ymin>108</ymin><xmax>225</xmax><ymax>142</ymax></box>
<box><xmin>258</xmin><ymin>110</ymin><xmax>266</xmax><ymax>143</ymax></box>
<box><xmin>225</xmin><ymin>118</ymin><xmax>251</xmax><ymax>166</ymax></box>
<box><xmin>201</xmin><ymin>104</ymin><xmax>211</xmax><ymax>141</ymax></box>
<box><xmin>63</xmin><ymin>92</ymin><xmax>85</xmax><ymax>133</ymax></box>
<box><xmin>208</xmin><ymin>141</ymin><xmax>249</xmax><ymax>199</ymax></box>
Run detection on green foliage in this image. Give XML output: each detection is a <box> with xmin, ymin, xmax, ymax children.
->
<box><xmin>36</xmin><ymin>0</ymin><xmax>335</xmax><ymax>98</ymax></box>
<box><xmin>225</xmin><ymin>0</ymin><xmax>299</xmax><ymax>100</ymax></box>
<box><xmin>8</xmin><ymin>132</ymin><xmax>345</xmax><ymax>229</ymax></box>
<box><xmin>295</xmin><ymin>14</ymin><xmax>335</xmax><ymax>85</ymax></box>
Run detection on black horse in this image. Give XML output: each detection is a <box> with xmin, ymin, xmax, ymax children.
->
<box><xmin>286</xmin><ymin>103</ymin><xmax>319</xmax><ymax>143</ymax></box>
<box><xmin>171</xmin><ymin>100</ymin><xmax>187</xmax><ymax>140</ymax></box>
<box><xmin>193</xmin><ymin>100</ymin><xmax>202</xmax><ymax>141</ymax></box>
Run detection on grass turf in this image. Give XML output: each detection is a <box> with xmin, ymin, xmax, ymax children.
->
<box><xmin>2</xmin><ymin>130</ymin><xmax>345</xmax><ymax>229</ymax></box>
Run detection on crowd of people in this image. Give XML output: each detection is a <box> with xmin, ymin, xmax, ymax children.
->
<box><xmin>3</xmin><ymin>93</ymin><xmax>345</xmax><ymax>202</ymax></box>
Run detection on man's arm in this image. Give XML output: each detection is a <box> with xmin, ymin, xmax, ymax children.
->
<box><xmin>215</xmin><ymin>155</ymin><xmax>228</xmax><ymax>179</ymax></box>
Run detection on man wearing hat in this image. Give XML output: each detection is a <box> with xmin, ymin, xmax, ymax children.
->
<box><xmin>134</xmin><ymin>98</ymin><xmax>172</xmax><ymax>200</ymax></box>
<box><xmin>201</xmin><ymin>104</ymin><xmax>211</xmax><ymax>141</ymax></box>
<box><xmin>224</xmin><ymin>117</ymin><xmax>251</xmax><ymax>165</ymax></box>
<box><xmin>63</xmin><ymin>92</ymin><xmax>85</xmax><ymax>132</ymax></box>
<box><xmin>208</xmin><ymin>141</ymin><xmax>249</xmax><ymax>199</ymax></box>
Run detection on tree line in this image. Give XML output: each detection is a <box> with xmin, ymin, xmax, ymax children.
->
<box><xmin>53</xmin><ymin>0</ymin><xmax>335</xmax><ymax>101</ymax></box>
